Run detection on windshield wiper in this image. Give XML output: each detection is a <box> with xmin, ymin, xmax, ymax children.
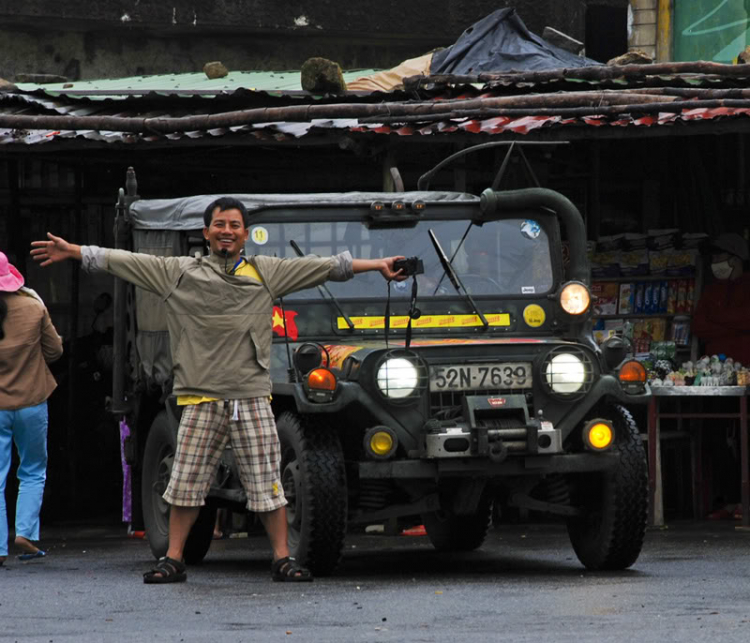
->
<box><xmin>432</xmin><ymin>221</ymin><xmax>474</xmax><ymax>295</ymax></box>
<box><xmin>428</xmin><ymin>229</ymin><xmax>489</xmax><ymax>329</ymax></box>
<box><xmin>289</xmin><ymin>239</ymin><xmax>355</xmax><ymax>330</ymax></box>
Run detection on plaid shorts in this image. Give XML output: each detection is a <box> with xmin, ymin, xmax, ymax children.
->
<box><xmin>162</xmin><ymin>397</ymin><xmax>287</xmax><ymax>513</ymax></box>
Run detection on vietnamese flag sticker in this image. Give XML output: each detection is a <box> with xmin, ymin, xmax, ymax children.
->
<box><xmin>272</xmin><ymin>306</ymin><xmax>299</xmax><ymax>340</ymax></box>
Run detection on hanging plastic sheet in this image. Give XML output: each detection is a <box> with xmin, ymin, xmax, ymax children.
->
<box><xmin>119</xmin><ymin>419</ymin><xmax>132</xmax><ymax>524</ymax></box>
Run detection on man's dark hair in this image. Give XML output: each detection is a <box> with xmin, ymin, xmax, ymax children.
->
<box><xmin>203</xmin><ymin>197</ymin><xmax>250</xmax><ymax>228</ymax></box>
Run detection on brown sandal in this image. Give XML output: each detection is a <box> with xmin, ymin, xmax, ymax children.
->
<box><xmin>272</xmin><ymin>556</ymin><xmax>313</xmax><ymax>582</ymax></box>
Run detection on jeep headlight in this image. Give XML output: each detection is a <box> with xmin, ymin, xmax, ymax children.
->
<box><xmin>376</xmin><ymin>357</ymin><xmax>419</xmax><ymax>399</ymax></box>
<box><xmin>545</xmin><ymin>352</ymin><xmax>586</xmax><ymax>394</ymax></box>
<box><xmin>559</xmin><ymin>282</ymin><xmax>591</xmax><ymax>315</ymax></box>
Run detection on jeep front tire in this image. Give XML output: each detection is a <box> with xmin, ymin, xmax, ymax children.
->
<box><xmin>141</xmin><ymin>411</ymin><xmax>216</xmax><ymax>565</ymax></box>
<box><xmin>277</xmin><ymin>412</ymin><xmax>347</xmax><ymax>576</ymax></box>
<box><xmin>567</xmin><ymin>404</ymin><xmax>648</xmax><ymax>570</ymax></box>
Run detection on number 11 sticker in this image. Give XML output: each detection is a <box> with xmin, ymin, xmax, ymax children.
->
<box><xmin>251</xmin><ymin>226</ymin><xmax>269</xmax><ymax>245</ymax></box>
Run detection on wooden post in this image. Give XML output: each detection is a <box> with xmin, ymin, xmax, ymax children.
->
<box><xmin>656</xmin><ymin>0</ymin><xmax>673</xmax><ymax>63</ymax></box>
<box><xmin>589</xmin><ymin>141</ymin><xmax>601</xmax><ymax>242</ymax></box>
<box><xmin>648</xmin><ymin>396</ymin><xmax>664</xmax><ymax>526</ymax></box>
<box><xmin>66</xmin><ymin>166</ymin><xmax>82</xmax><ymax>505</ymax></box>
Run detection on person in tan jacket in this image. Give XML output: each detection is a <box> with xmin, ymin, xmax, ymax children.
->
<box><xmin>31</xmin><ymin>196</ymin><xmax>406</xmax><ymax>583</ymax></box>
<box><xmin>0</xmin><ymin>251</ymin><xmax>63</xmax><ymax>566</ymax></box>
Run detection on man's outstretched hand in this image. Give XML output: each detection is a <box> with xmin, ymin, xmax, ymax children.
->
<box><xmin>30</xmin><ymin>233</ymin><xmax>82</xmax><ymax>266</ymax></box>
<box><xmin>380</xmin><ymin>256</ymin><xmax>409</xmax><ymax>282</ymax></box>
<box><xmin>352</xmin><ymin>256</ymin><xmax>408</xmax><ymax>282</ymax></box>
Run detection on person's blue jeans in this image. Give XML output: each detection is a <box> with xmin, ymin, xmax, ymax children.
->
<box><xmin>0</xmin><ymin>402</ymin><xmax>48</xmax><ymax>556</ymax></box>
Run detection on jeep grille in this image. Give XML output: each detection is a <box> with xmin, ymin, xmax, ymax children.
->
<box><xmin>429</xmin><ymin>388</ymin><xmax>532</xmax><ymax>418</ymax></box>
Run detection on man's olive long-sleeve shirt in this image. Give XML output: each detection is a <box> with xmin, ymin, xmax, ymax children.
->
<box><xmin>82</xmin><ymin>247</ymin><xmax>352</xmax><ymax>399</ymax></box>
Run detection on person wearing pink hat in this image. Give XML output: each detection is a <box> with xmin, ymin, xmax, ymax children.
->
<box><xmin>0</xmin><ymin>251</ymin><xmax>63</xmax><ymax>565</ymax></box>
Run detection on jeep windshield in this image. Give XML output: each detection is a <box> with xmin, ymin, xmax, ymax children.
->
<box><xmin>245</xmin><ymin>218</ymin><xmax>554</xmax><ymax>300</ymax></box>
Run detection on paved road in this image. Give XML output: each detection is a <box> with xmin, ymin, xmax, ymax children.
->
<box><xmin>1</xmin><ymin>521</ymin><xmax>749</xmax><ymax>642</ymax></box>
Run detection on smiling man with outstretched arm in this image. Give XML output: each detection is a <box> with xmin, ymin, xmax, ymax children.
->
<box><xmin>31</xmin><ymin>196</ymin><xmax>405</xmax><ymax>584</ymax></box>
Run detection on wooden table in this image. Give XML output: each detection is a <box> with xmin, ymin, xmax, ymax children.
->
<box><xmin>647</xmin><ymin>386</ymin><xmax>749</xmax><ymax>527</ymax></box>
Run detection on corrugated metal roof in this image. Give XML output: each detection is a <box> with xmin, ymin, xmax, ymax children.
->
<box><xmin>5</xmin><ymin>67</ymin><xmax>750</xmax><ymax>147</ymax></box>
<box><xmin>14</xmin><ymin>69</ymin><xmax>380</xmax><ymax>99</ymax></box>
<box><xmin>5</xmin><ymin>107</ymin><xmax>750</xmax><ymax>147</ymax></box>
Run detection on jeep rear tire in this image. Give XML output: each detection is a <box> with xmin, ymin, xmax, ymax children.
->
<box><xmin>141</xmin><ymin>411</ymin><xmax>216</xmax><ymax>565</ymax></box>
<box><xmin>422</xmin><ymin>495</ymin><xmax>493</xmax><ymax>552</ymax></box>
<box><xmin>567</xmin><ymin>404</ymin><xmax>648</xmax><ymax>570</ymax></box>
<box><xmin>277</xmin><ymin>412</ymin><xmax>347</xmax><ymax>576</ymax></box>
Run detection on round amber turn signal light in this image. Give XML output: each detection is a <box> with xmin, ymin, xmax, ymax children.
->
<box><xmin>308</xmin><ymin>368</ymin><xmax>337</xmax><ymax>391</ymax></box>
<box><xmin>584</xmin><ymin>420</ymin><xmax>614</xmax><ymax>451</ymax></box>
<box><xmin>619</xmin><ymin>360</ymin><xmax>647</xmax><ymax>383</ymax></box>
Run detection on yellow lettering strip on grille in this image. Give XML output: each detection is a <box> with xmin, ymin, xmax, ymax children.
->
<box><xmin>337</xmin><ymin>313</ymin><xmax>511</xmax><ymax>330</ymax></box>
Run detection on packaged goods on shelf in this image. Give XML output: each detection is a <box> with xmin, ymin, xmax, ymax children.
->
<box><xmin>622</xmin><ymin>232</ymin><xmax>648</xmax><ymax>250</ymax></box>
<box><xmin>647</xmin><ymin>228</ymin><xmax>680</xmax><ymax>251</ymax></box>
<box><xmin>666</xmin><ymin>249</ymin><xmax>699</xmax><ymax>276</ymax></box>
<box><xmin>592</xmin><ymin>282</ymin><xmax>619</xmax><ymax>315</ymax></box>
<box><xmin>597</xmin><ymin>234</ymin><xmax>625</xmax><ymax>251</ymax></box>
<box><xmin>649</xmin><ymin>248</ymin><xmax>697</xmax><ymax>276</ymax></box>
<box><xmin>644</xmin><ymin>282</ymin><xmax>657</xmax><ymax>313</ymax></box>
<box><xmin>625</xmin><ymin>317</ymin><xmax>669</xmax><ymax>353</ymax></box>
<box><xmin>649</xmin><ymin>250</ymin><xmax>670</xmax><ymax>275</ymax></box>
<box><xmin>675</xmin><ymin>280</ymin><xmax>690</xmax><ymax>314</ymax></box>
<box><xmin>604</xmin><ymin>319</ymin><xmax>625</xmax><ymax>335</ymax></box>
<box><xmin>681</xmin><ymin>232</ymin><xmax>710</xmax><ymax>249</ymax></box>
<box><xmin>591</xmin><ymin>250</ymin><xmax>621</xmax><ymax>278</ymax></box>
<box><xmin>666</xmin><ymin>282</ymin><xmax>677</xmax><ymax>314</ymax></box>
<box><xmin>618</xmin><ymin>283</ymin><xmax>634</xmax><ymax>315</ymax></box>
<box><xmin>685</xmin><ymin>281</ymin><xmax>695</xmax><ymax>313</ymax></box>
<box><xmin>670</xmin><ymin>319</ymin><xmax>691</xmax><ymax>346</ymax></box>
<box><xmin>639</xmin><ymin>318</ymin><xmax>667</xmax><ymax>342</ymax></box>
<box><xmin>658</xmin><ymin>281</ymin><xmax>669</xmax><ymax>313</ymax></box>
<box><xmin>620</xmin><ymin>249</ymin><xmax>649</xmax><ymax>276</ymax></box>
<box><xmin>591</xmin><ymin>234</ymin><xmax>624</xmax><ymax>278</ymax></box>
<box><xmin>633</xmin><ymin>283</ymin><xmax>645</xmax><ymax>313</ymax></box>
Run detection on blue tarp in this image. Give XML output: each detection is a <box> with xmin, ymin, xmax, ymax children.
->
<box><xmin>431</xmin><ymin>8</ymin><xmax>601</xmax><ymax>74</ymax></box>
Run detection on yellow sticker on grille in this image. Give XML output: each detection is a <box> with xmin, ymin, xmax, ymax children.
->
<box><xmin>523</xmin><ymin>304</ymin><xmax>546</xmax><ymax>327</ymax></box>
<box><xmin>336</xmin><ymin>313</ymin><xmax>511</xmax><ymax>330</ymax></box>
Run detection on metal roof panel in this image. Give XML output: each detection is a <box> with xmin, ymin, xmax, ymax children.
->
<box><xmin>14</xmin><ymin>69</ymin><xmax>380</xmax><ymax>99</ymax></box>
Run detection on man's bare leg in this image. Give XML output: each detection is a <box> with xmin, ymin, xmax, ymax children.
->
<box><xmin>166</xmin><ymin>505</ymin><xmax>200</xmax><ymax>561</ymax></box>
<box><xmin>258</xmin><ymin>506</ymin><xmax>290</xmax><ymax>562</ymax></box>
<box><xmin>259</xmin><ymin>506</ymin><xmax>313</xmax><ymax>580</ymax></box>
<box><xmin>143</xmin><ymin>505</ymin><xmax>199</xmax><ymax>582</ymax></box>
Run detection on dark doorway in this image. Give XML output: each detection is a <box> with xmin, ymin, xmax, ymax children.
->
<box><xmin>585</xmin><ymin>4</ymin><xmax>629</xmax><ymax>63</ymax></box>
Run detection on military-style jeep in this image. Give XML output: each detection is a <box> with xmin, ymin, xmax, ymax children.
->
<box><xmin>114</xmin><ymin>164</ymin><xmax>649</xmax><ymax>575</ymax></box>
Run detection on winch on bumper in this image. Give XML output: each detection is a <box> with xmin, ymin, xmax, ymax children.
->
<box><xmin>423</xmin><ymin>394</ymin><xmax>562</xmax><ymax>460</ymax></box>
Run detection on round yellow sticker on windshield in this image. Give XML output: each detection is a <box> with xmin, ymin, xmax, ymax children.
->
<box><xmin>523</xmin><ymin>304</ymin><xmax>546</xmax><ymax>327</ymax></box>
<box><xmin>251</xmin><ymin>226</ymin><xmax>269</xmax><ymax>245</ymax></box>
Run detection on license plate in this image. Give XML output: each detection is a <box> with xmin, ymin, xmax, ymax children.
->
<box><xmin>430</xmin><ymin>363</ymin><xmax>532</xmax><ymax>391</ymax></box>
